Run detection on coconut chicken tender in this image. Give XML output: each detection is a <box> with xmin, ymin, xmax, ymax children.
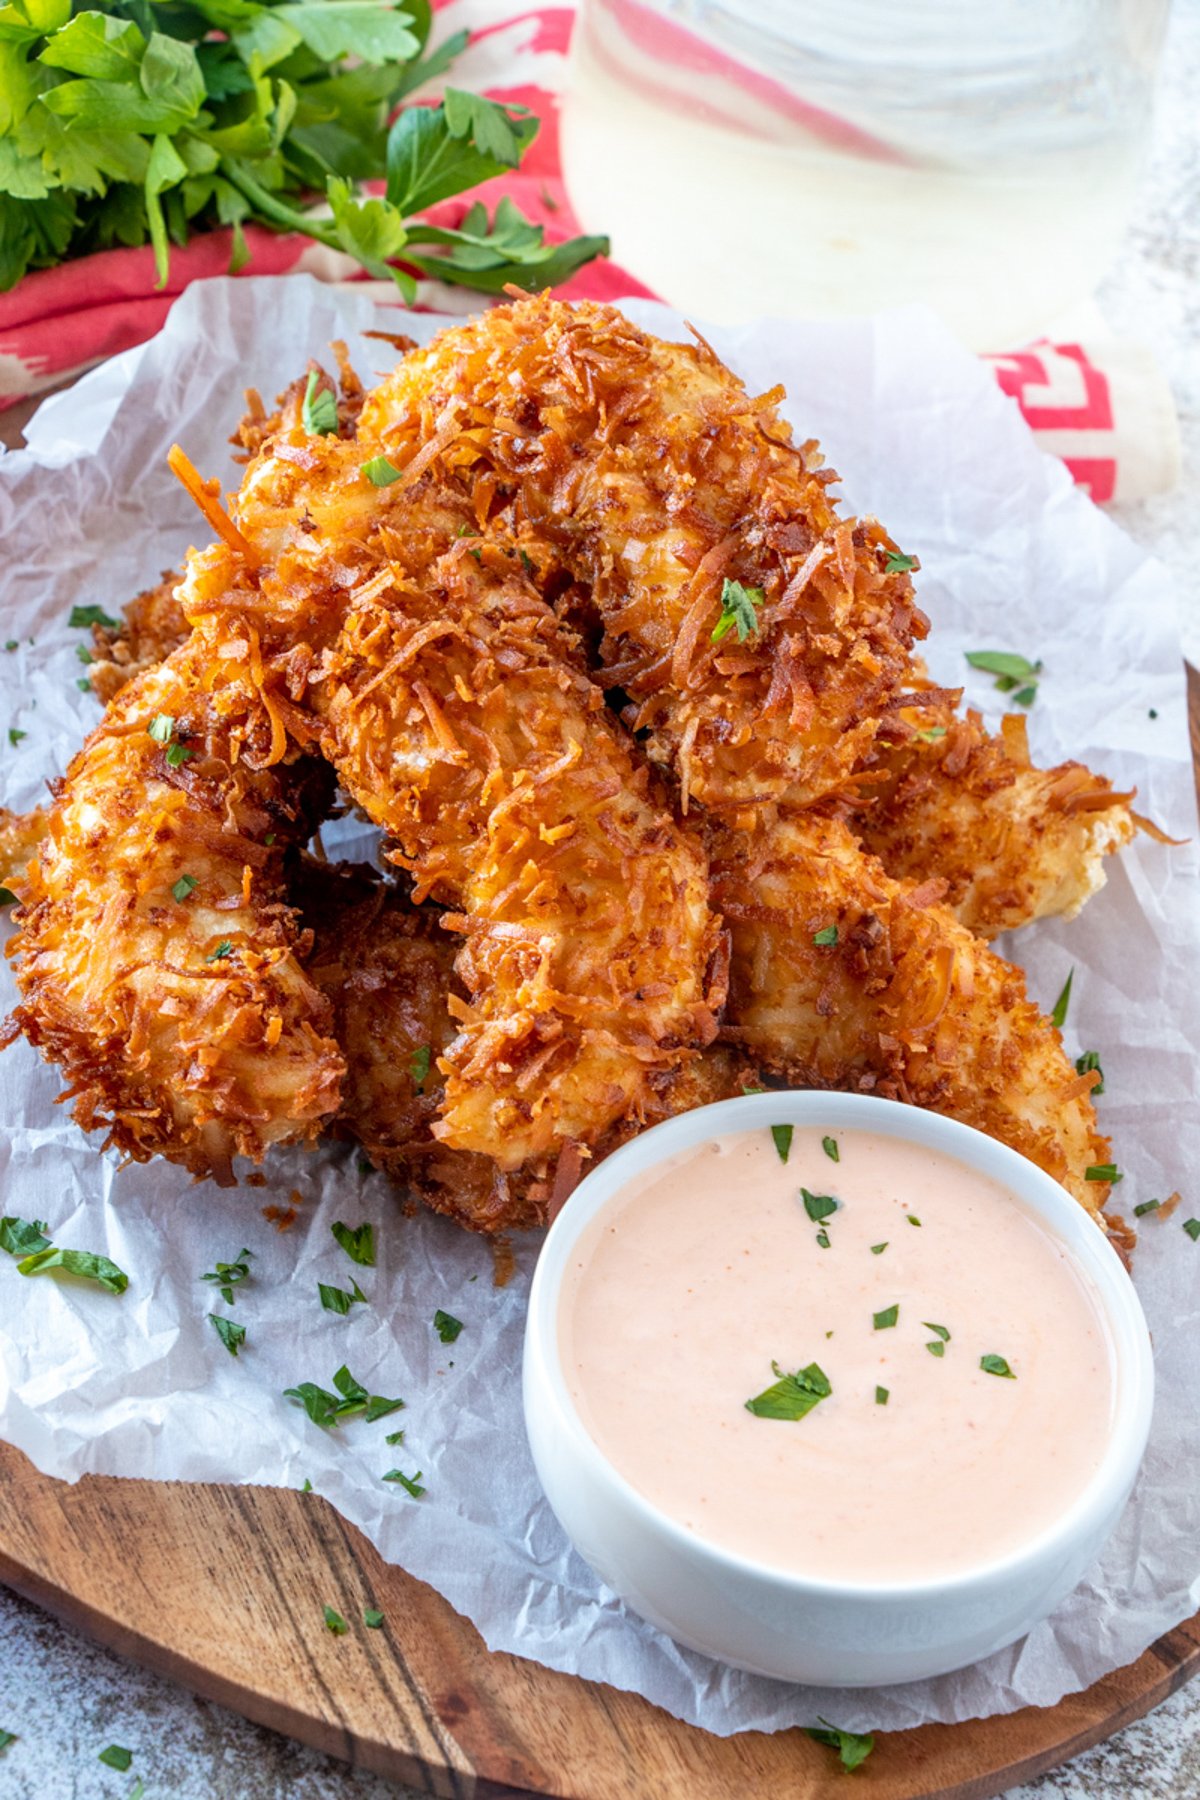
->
<box><xmin>3</xmin><ymin>630</ymin><xmax>343</xmax><ymax>1181</ymax></box>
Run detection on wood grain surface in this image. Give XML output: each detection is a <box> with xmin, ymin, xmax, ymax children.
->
<box><xmin>2</xmin><ymin>404</ymin><xmax>1198</xmax><ymax>1800</ymax></box>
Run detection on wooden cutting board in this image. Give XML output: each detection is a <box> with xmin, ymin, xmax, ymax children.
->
<box><xmin>2</xmin><ymin>401</ymin><xmax>1198</xmax><ymax>1800</ymax></box>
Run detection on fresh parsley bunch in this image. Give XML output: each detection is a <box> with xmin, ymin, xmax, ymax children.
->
<box><xmin>0</xmin><ymin>0</ymin><xmax>608</xmax><ymax>294</ymax></box>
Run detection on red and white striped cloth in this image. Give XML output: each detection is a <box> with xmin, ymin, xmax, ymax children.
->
<box><xmin>0</xmin><ymin>0</ymin><xmax>1178</xmax><ymax>504</ymax></box>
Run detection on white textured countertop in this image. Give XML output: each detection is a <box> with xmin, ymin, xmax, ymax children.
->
<box><xmin>1</xmin><ymin>3</ymin><xmax>1196</xmax><ymax>1795</ymax></box>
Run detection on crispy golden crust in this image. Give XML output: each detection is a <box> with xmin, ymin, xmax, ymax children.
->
<box><xmin>4</xmin><ymin>631</ymin><xmax>344</xmax><ymax>1182</ymax></box>
<box><xmin>89</xmin><ymin>572</ymin><xmax>189</xmax><ymax>705</ymax></box>
<box><xmin>0</xmin><ymin>803</ymin><xmax>48</xmax><ymax>895</ymax></box>
<box><xmin>852</xmin><ymin>697</ymin><xmax>1136</xmax><ymax>937</ymax></box>
<box><xmin>177</xmin><ymin>391</ymin><xmax>724</xmax><ymax>1174</ymax></box>
<box><xmin>712</xmin><ymin>812</ymin><xmax>1112</xmax><ymax>1215</ymax></box>
<box><xmin>355</xmin><ymin>294</ymin><xmax>927</xmax><ymax>814</ymax></box>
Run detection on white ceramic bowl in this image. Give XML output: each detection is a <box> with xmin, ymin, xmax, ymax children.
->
<box><xmin>523</xmin><ymin>1091</ymin><xmax>1154</xmax><ymax>1688</ymax></box>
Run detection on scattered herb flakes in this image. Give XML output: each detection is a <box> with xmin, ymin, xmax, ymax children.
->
<box><xmin>923</xmin><ymin>1322</ymin><xmax>951</xmax><ymax>1341</ymax></box>
<box><xmin>200</xmin><ymin>1248</ymin><xmax>252</xmax><ymax>1307</ymax></box>
<box><xmin>302</xmin><ymin>371</ymin><xmax>339</xmax><ymax>437</ymax></box>
<box><xmin>0</xmin><ymin>1729</ymin><xmax>14</xmax><ymax>1752</ymax></box>
<box><xmin>129</xmin><ymin>1781</ymin><xmax>146</xmax><ymax>1800</ymax></box>
<box><xmin>331</xmin><ymin>1220</ymin><xmax>376</xmax><ymax>1267</ymax></box>
<box><xmin>980</xmin><ymin>1354</ymin><xmax>1016</xmax><ymax>1379</ymax></box>
<box><xmin>1085</xmin><ymin>1164</ymin><xmax>1122</xmax><ymax>1183</ymax></box>
<box><xmin>801</xmin><ymin>1188</ymin><xmax>838</xmax><ymax>1224</ymax></box>
<box><xmin>147</xmin><ymin>714</ymin><xmax>175</xmax><ymax>744</ymax></box>
<box><xmin>1050</xmin><ymin>968</ymin><xmax>1073</xmax><ymax>1030</ymax></box>
<box><xmin>926</xmin><ymin>1340</ymin><xmax>946</xmax><ymax>1358</ymax></box>
<box><xmin>744</xmin><ymin>1360</ymin><xmax>831</xmax><ymax>1422</ymax></box>
<box><xmin>1184</xmin><ymin>1220</ymin><xmax>1200</xmax><ymax>1243</ymax></box>
<box><xmin>916</xmin><ymin>724</ymin><xmax>947</xmax><ymax>742</ymax></box>
<box><xmin>966</xmin><ymin>649</ymin><xmax>1042</xmax><ymax>685</ymax></box>
<box><xmin>364</xmin><ymin>1608</ymin><xmax>385</xmax><ymax>1629</ymax></box>
<box><xmin>209</xmin><ymin>1313</ymin><xmax>246</xmax><ymax>1357</ymax></box>
<box><xmin>285</xmin><ymin>1364</ymin><xmax>401</xmax><ymax>1430</ymax></box>
<box><xmin>362</xmin><ymin>454</ymin><xmax>404</xmax><ymax>486</ymax></box>
<box><xmin>4</xmin><ymin>640</ymin><xmax>16</xmax><ymax>652</ymax></box>
<box><xmin>815</xmin><ymin>1228</ymin><xmax>831</xmax><ymax>1249</ymax></box>
<box><xmin>98</xmin><ymin>1745</ymin><xmax>133</xmax><ymax>1771</ymax></box>
<box><xmin>206</xmin><ymin>940</ymin><xmax>234</xmax><ymax>963</ymax></box>
<box><xmin>770</xmin><ymin>1123</ymin><xmax>793</xmax><ymax>1164</ymax></box>
<box><xmin>385</xmin><ymin>1427</ymin><xmax>405</xmax><ymax>1445</ymax></box>
<box><xmin>384</xmin><ymin>1468</ymin><xmax>426</xmax><ymax>1497</ymax></box>
<box><xmin>434</xmin><ymin>1308</ymin><xmax>464</xmax><ymax>1343</ymax></box>
<box><xmin>872</xmin><ymin>1304</ymin><xmax>899</xmax><ymax>1331</ymax></box>
<box><xmin>821</xmin><ymin>1135</ymin><xmax>839</xmax><ymax>1162</ymax></box>
<box><xmin>711</xmin><ymin>577</ymin><xmax>764</xmax><ymax>645</ymax></box>
<box><xmin>323</xmin><ymin>1604</ymin><xmax>349</xmax><ymax>1636</ymax></box>
<box><xmin>172</xmin><ymin>873</ymin><xmax>198</xmax><ymax>903</ymax></box>
<box><xmin>76</xmin><ymin>645</ymin><xmax>93</xmax><ymax>664</ymax></box>
<box><xmin>907</xmin><ymin>1214</ymin><xmax>922</xmax><ymax>1227</ymax></box>
<box><xmin>76</xmin><ymin>676</ymin><xmax>94</xmax><ymax>691</ymax></box>
<box><xmin>884</xmin><ymin>551</ymin><xmax>915</xmax><ymax>574</ymax></box>
<box><xmin>410</xmin><ymin>1043</ymin><xmax>432</xmax><ymax>1091</ymax></box>
<box><xmin>7</xmin><ymin>728</ymin><xmax>26</xmax><ymax>747</ymax></box>
<box><xmin>812</xmin><ymin>924</ymin><xmax>838</xmax><ymax>947</ymax></box>
<box><xmin>319</xmin><ymin>1279</ymin><xmax>368</xmax><ymax>1316</ymax></box>
<box><xmin>875</xmin><ymin>1386</ymin><xmax>889</xmax><ymax>1406</ymax></box>
<box><xmin>17</xmin><ymin>1244</ymin><xmax>128</xmax><ymax>1293</ymax></box>
<box><xmin>1133</xmin><ymin>1199</ymin><xmax>1160</xmax><ymax>1218</ymax></box>
<box><xmin>870</xmin><ymin>1241</ymin><xmax>888</xmax><ymax>1255</ymax></box>
<box><xmin>301</xmin><ymin>1478</ymin><xmax>313</xmax><ymax>1493</ymax></box>
<box><xmin>0</xmin><ymin>1215</ymin><xmax>50</xmax><ymax>1256</ymax></box>
<box><xmin>166</xmin><ymin>739</ymin><xmax>194</xmax><ymax>767</ymax></box>
<box><xmin>69</xmin><ymin>604</ymin><xmax>118</xmax><ymax>631</ymax></box>
<box><xmin>1075</xmin><ymin>1050</ymin><xmax>1105</xmax><ymax>1094</ymax></box>
<box><xmin>806</xmin><ymin>1719</ymin><xmax>875</xmax><ymax>1773</ymax></box>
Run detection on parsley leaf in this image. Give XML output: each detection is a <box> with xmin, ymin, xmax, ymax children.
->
<box><xmin>966</xmin><ymin>649</ymin><xmax>1042</xmax><ymax>707</ymax></box>
<box><xmin>923</xmin><ymin>1321</ymin><xmax>951</xmax><ymax>1341</ymax></box>
<box><xmin>711</xmin><ymin>577</ymin><xmax>764</xmax><ymax>645</ymax></box>
<box><xmin>361</xmin><ymin>454</ymin><xmax>403</xmax><ymax>486</ymax></box>
<box><xmin>364</xmin><ymin>1607</ymin><xmax>384</xmax><ymax>1628</ymax></box>
<box><xmin>331</xmin><ymin>1220</ymin><xmax>375</xmax><ymax>1266</ymax></box>
<box><xmin>812</xmin><ymin>924</ymin><xmax>838</xmax><ymax>947</ymax></box>
<box><xmin>323</xmin><ymin>1604</ymin><xmax>349</xmax><ymax>1636</ymax></box>
<box><xmin>821</xmin><ymin>1135</ymin><xmax>839</xmax><ymax>1162</ymax></box>
<box><xmin>801</xmin><ymin>1188</ymin><xmax>838</xmax><ymax>1223</ymax></box>
<box><xmin>98</xmin><ymin>1744</ymin><xmax>133</xmax><ymax>1770</ymax></box>
<box><xmin>319</xmin><ymin>1279</ymin><xmax>367</xmax><ymax>1315</ymax></box>
<box><xmin>870</xmin><ymin>1241</ymin><xmax>888</xmax><ymax>1255</ymax></box>
<box><xmin>206</xmin><ymin>940</ymin><xmax>233</xmax><ymax>962</ymax></box>
<box><xmin>285</xmin><ymin>1363</ymin><xmax>402</xmax><ymax>1427</ymax></box>
<box><xmin>8</xmin><ymin>728</ymin><xmax>26</xmax><ymax>746</ymax></box>
<box><xmin>0</xmin><ymin>1729</ymin><xmax>15</xmax><ymax>1752</ymax></box>
<box><xmin>0</xmin><ymin>1216</ymin><xmax>50</xmax><ymax>1256</ymax></box>
<box><xmin>433</xmin><ymin>1308</ymin><xmax>462</xmax><ymax>1343</ymax></box>
<box><xmin>200</xmin><ymin>1248</ymin><xmax>252</xmax><ymax>1306</ymax></box>
<box><xmin>1050</xmin><ymin>968</ymin><xmax>1073</xmax><ymax>1030</ymax></box>
<box><xmin>302</xmin><ymin>370</ymin><xmax>338</xmax><ymax>436</ymax></box>
<box><xmin>384</xmin><ymin>1467</ymin><xmax>426</xmax><ymax>1497</ymax></box>
<box><xmin>875</xmin><ymin>1386</ymin><xmax>888</xmax><ymax>1405</ymax></box>
<box><xmin>884</xmin><ymin>551</ymin><xmax>915</xmax><ymax>573</ymax></box>
<box><xmin>172</xmin><ymin>873</ymin><xmax>198</xmax><ymax>902</ymax></box>
<box><xmin>872</xmin><ymin>1304</ymin><xmax>899</xmax><ymax>1330</ymax></box>
<box><xmin>806</xmin><ymin>1720</ymin><xmax>875</xmax><ymax>1773</ymax></box>
<box><xmin>209</xmin><ymin>1313</ymin><xmax>246</xmax><ymax>1356</ymax></box>
<box><xmin>69</xmin><ymin>603</ymin><xmax>118</xmax><ymax>630</ymax></box>
<box><xmin>744</xmin><ymin>1360</ymin><xmax>831</xmax><ymax>1421</ymax></box>
<box><xmin>16</xmin><ymin>1243</ymin><xmax>128</xmax><ymax>1293</ymax></box>
<box><xmin>770</xmin><ymin>1123</ymin><xmax>793</xmax><ymax>1164</ymax></box>
<box><xmin>1184</xmin><ymin>1220</ymin><xmax>1200</xmax><ymax>1243</ymax></box>
<box><xmin>980</xmin><ymin>1353</ymin><xmax>1016</xmax><ymax>1378</ymax></box>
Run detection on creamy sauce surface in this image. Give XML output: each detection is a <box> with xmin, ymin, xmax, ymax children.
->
<box><xmin>559</xmin><ymin>1127</ymin><xmax>1117</xmax><ymax>1582</ymax></box>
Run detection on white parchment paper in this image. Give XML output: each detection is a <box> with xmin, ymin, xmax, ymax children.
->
<box><xmin>0</xmin><ymin>276</ymin><xmax>1197</xmax><ymax>1736</ymax></box>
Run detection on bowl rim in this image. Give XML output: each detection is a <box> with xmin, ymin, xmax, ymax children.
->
<box><xmin>524</xmin><ymin>1090</ymin><xmax>1155</xmax><ymax>1601</ymax></box>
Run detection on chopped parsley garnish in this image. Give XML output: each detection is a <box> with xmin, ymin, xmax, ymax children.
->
<box><xmin>821</xmin><ymin>1135</ymin><xmax>839</xmax><ymax>1162</ymax></box>
<box><xmin>801</xmin><ymin>1188</ymin><xmax>838</xmax><ymax>1223</ymax></box>
<box><xmin>206</xmin><ymin>940</ymin><xmax>233</xmax><ymax>963</ymax></box>
<box><xmin>148</xmin><ymin>713</ymin><xmax>194</xmax><ymax>766</ymax></box>
<box><xmin>76</xmin><ymin>645</ymin><xmax>93</xmax><ymax>664</ymax></box>
<box><xmin>870</xmin><ymin>1241</ymin><xmax>888</xmax><ymax>1255</ymax></box>
<box><xmin>1184</xmin><ymin>1220</ymin><xmax>1200</xmax><ymax>1243</ymax></box>
<box><xmin>0</xmin><ymin>1216</ymin><xmax>50</xmax><ymax>1256</ymax></box>
<box><xmin>7</xmin><ymin>729</ymin><xmax>26</xmax><ymax>747</ymax></box>
<box><xmin>201</xmin><ymin>1248</ymin><xmax>252</xmax><ymax>1306</ymax></box>
<box><xmin>815</xmin><ymin>1228</ymin><xmax>831</xmax><ymax>1249</ymax></box>
<box><xmin>770</xmin><ymin>1123</ymin><xmax>793</xmax><ymax>1164</ymax></box>
<box><xmin>1133</xmin><ymin>1199</ymin><xmax>1160</xmax><ymax>1218</ymax></box>
<box><xmin>410</xmin><ymin>1044</ymin><xmax>432</xmax><ymax>1091</ymax></box>
<box><xmin>923</xmin><ymin>1322</ymin><xmax>951</xmax><ymax>1341</ymax></box>
<box><xmin>4</xmin><ymin>640</ymin><xmax>16</xmax><ymax>652</ymax></box>
<box><xmin>98</xmin><ymin>1745</ymin><xmax>133</xmax><ymax>1771</ymax></box>
<box><xmin>166</xmin><ymin>740</ymin><xmax>194</xmax><ymax>767</ymax></box>
<box><xmin>0</xmin><ymin>888</ymin><xmax>16</xmax><ymax>906</ymax></box>
<box><xmin>1050</xmin><ymin>968</ymin><xmax>1073</xmax><ymax>1030</ymax></box>
<box><xmin>385</xmin><ymin>1427</ymin><xmax>405</xmax><ymax>1445</ymax></box>
<box><xmin>69</xmin><ymin>604</ymin><xmax>118</xmax><ymax>631</ymax></box>
<box><xmin>1085</xmin><ymin>1164</ymin><xmax>1122</xmax><ymax>1183</ymax></box>
<box><xmin>434</xmin><ymin>1309</ymin><xmax>463</xmax><ymax>1343</ymax></box>
<box><xmin>0</xmin><ymin>1729</ymin><xmax>15</xmax><ymax>1751</ymax></box>
<box><xmin>884</xmin><ymin>552</ymin><xmax>915</xmax><ymax>574</ymax></box>
<box><xmin>362</xmin><ymin>455</ymin><xmax>404</xmax><ymax>486</ymax></box>
<box><xmin>76</xmin><ymin>676</ymin><xmax>94</xmax><ymax>691</ymax></box>
<box><xmin>319</xmin><ymin>1279</ymin><xmax>367</xmax><ymax>1315</ymax></box>
<box><xmin>14</xmin><ymin>1242</ymin><xmax>128</xmax><ymax>1293</ymax></box>
<box><xmin>1075</xmin><ymin>1050</ymin><xmax>1105</xmax><ymax>1094</ymax></box>
<box><xmin>926</xmin><ymin>1340</ymin><xmax>945</xmax><ymax>1358</ymax></box>
<box><xmin>965</xmin><ymin>649</ymin><xmax>1042</xmax><ymax>707</ymax></box>
<box><xmin>875</xmin><ymin>1386</ymin><xmax>888</xmax><ymax>1405</ymax></box>
<box><xmin>872</xmin><ymin>1304</ymin><xmax>899</xmax><ymax>1330</ymax></box>
<box><xmin>172</xmin><ymin>873</ymin><xmax>198</xmax><ymax>903</ymax></box>
<box><xmin>806</xmin><ymin>1720</ymin><xmax>875</xmax><ymax>1773</ymax></box>
<box><xmin>209</xmin><ymin>1314</ymin><xmax>246</xmax><ymax>1357</ymax></box>
<box><xmin>364</xmin><ymin>1608</ymin><xmax>385</xmax><ymax>1629</ymax></box>
<box><xmin>711</xmin><ymin>578</ymin><xmax>764</xmax><ymax>645</ymax></box>
<box><xmin>916</xmin><ymin>724</ymin><xmax>947</xmax><ymax>742</ymax></box>
<box><xmin>285</xmin><ymin>1364</ymin><xmax>403</xmax><ymax>1428</ymax></box>
<box><xmin>980</xmin><ymin>1353</ymin><xmax>1016</xmax><ymax>1379</ymax></box>
<box><xmin>384</xmin><ymin>1467</ymin><xmax>426</xmax><ymax>1497</ymax></box>
<box><xmin>331</xmin><ymin>1220</ymin><xmax>375</xmax><ymax>1266</ymax></box>
<box><xmin>302</xmin><ymin>371</ymin><xmax>339</xmax><ymax>437</ymax></box>
<box><xmin>812</xmin><ymin>924</ymin><xmax>838</xmax><ymax>947</ymax></box>
<box><xmin>907</xmin><ymin>1214</ymin><xmax>922</xmax><ymax>1227</ymax></box>
<box><xmin>744</xmin><ymin>1360</ymin><xmax>831</xmax><ymax>1421</ymax></box>
<box><xmin>301</xmin><ymin>1478</ymin><xmax>313</xmax><ymax>1493</ymax></box>
<box><xmin>323</xmin><ymin>1604</ymin><xmax>349</xmax><ymax>1636</ymax></box>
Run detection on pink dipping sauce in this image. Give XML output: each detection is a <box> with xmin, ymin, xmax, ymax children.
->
<box><xmin>558</xmin><ymin>1126</ymin><xmax>1117</xmax><ymax>1583</ymax></box>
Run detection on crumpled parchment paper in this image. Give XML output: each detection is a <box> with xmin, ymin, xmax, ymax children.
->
<box><xmin>0</xmin><ymin>276</ymin><xmax>1196</xmax><ymax>1736</ymax></box>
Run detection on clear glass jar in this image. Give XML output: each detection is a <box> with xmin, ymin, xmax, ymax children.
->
<box><xmin>560</xmin><ymin>0</ymin><xmax>1169</xmax><ymax>347</ymax></box>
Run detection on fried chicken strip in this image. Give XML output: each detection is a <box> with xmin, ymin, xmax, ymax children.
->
<box><xmin>177</xmin><ymin>395</ymin><xmax>722</xmax><ymax>1173</ymax></box>
<box><xmin>4</xmin><ymin>631</ymin><xmax>343</xmax><ymax>1180</ymax></box>
<box><xmin>711</xmin><ymin>813</ymin><xmax>1111</xmax><ymax>1214</ymax></box>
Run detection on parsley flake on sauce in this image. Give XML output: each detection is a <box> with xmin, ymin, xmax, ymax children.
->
<box><xmin>744</xmin><ymin>1360</ymin><xmax>831</xmax><ymax>1421</ymax></box>
<box><xmin>870</xmin><ymin>1241</ymin><xmax>888</xmax><ymax>1255</ymax></box>
<box><xmin>209</xmin><ymin>1314</ymin><xmax>246</xmax><ymax>1357</ymax></box>
<box><xmin>302</xmin><ymin>371</ymin><xmax>339</xmax><ymax>437</ymax></box>
<box><xmin>872</xmin><ymin>1304</ymin><xmax>899</xmax><ymax>1330</ymax></box>
<box><xmin>980</xmin><ymin>1354</ymin><xmax>1016</xmax><ymax>1379</ymax></box>
<box><xmin>384</xmin><ymin>1467</ymin><xmax>426</xmax><ymax>1497</ymax></box>
<box><xmin>923</xmin><ymin>1322</ymin><xmax>951</xmax><ymax>1341</ymax></box>
<box><xmin>362</xmin><ymin>455</ymin><xmax>404</xmax><ymax>486</ymax></box>
<box><xmin>907</xmin><ymin>1214</ymin><xmax>922</xmax><ymax>1227</ymax></box>
<box><xmin>875</xmin><ymin>1386</ymin><xmax>889</xmax><ymax>1406</ymax></box>
<box><xmin>711</xmin><ymin>578</ymin><xmax>764</xmax><ymax>645</ymax></box>
<box><xmin>812</xmin><ymin>924</ymin><xmax>838</xmax><ymax>947</ymax></box>
<box><xmin>806</xmin><ymin>1720</ymin><xmax>875</xmax><ymax>1773</ymax></box>
<box><xmin>815</xmin><ymin>1228</ymin><xmax>831</xmax><ymax>1249</ymax></box>
<box><xmin>331</xmin><ymin>1220</ymin><xmax>376</xmax><ymax>1266</ymax></box>
<box><xmin>1050</xmin><ymin>969</ymin><xmax>1073</xmax><ymax>1030</ymax></box>
<box><xmin>770</xmin><ymin>1123</ymin><xmax>793</xmax><ymax>1164</ymax></box>
<box><xmin>801</xmin><ymin>1188</ymin><xmax>838</xmax><ymax>1224</ymax></box>
<box><xmin>926</xmin><ymin>1340</ymin><xmax>946</xmax><ymax>1358</ymax></box>
<box><xmin>434</xmin><ymin>1309</ymin><xmax>463</xmax><ymax>1343</ymax></box>
<box><xmin>821</xmin><ymin>1135</ymin><xmax>839</xmax><ymax>1162</ymax></box>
